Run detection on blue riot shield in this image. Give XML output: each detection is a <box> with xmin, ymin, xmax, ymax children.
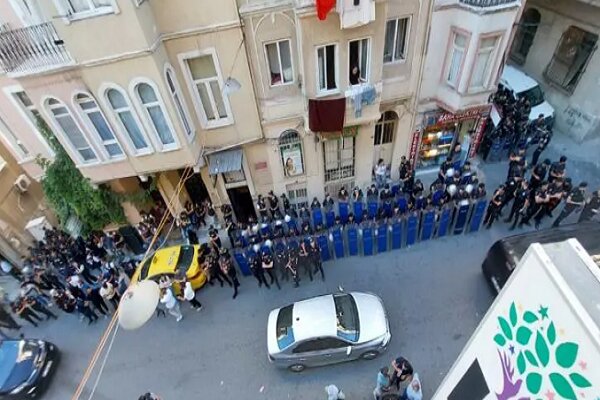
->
<box><xmin>437</xmin><ymin>206</ymin><xmax>452</xmax><ymax>238</ymax></box>
<box><xmin>312</xmin><ymin>208</ymin><xmax>323</xmax><ymax>228</ymax></box>
<box><xmin>260</xmin><ymin>223</ymin><xmax>271</xmax><ymax>238</ymax></box>
<box><xmin>382</xmin><ymin>201</ymin><xmax>392</xmax><ymax>218</ymax></box>
<box><xmin>240</xmin><ymin>232</ymin><xmax>249</xmax><ymax>247</ymax></box>
<box><xmin>233</xmin><ymin>249</ymin><xmax>251</xmax><ymax>276</ymax></box>
<box><xmin>468</xmin><ymin>199</ymin><xmax>487</xmax><ymax>233</ymax></box>
<box><xmin>406</xmin><ymin>212</ymin><xmax>418</xmax><ymax>246</ymax></box>
<box><xmin>420</xmin><ymin>209</ymin><xmax>436</xmax><ymax>241</ymax></box>
<box><xmin>353</xmin><ymin>202</ymin><xmax>364</xmax><ymax>223</ymax></box>
<box><xmin>325</xmin><ymin>210</ymin><xmax>335</xmax><ymax>228</ymax></box>
<box><xmin>367</xmin><ymin>201</ymin><xmax>378</xmax><ymax>219</ymax></box>
<box><xmin>339</xmin><ymin>202</ymin><xmax>349</xmax><ymax>224</ymax></box>
<box><xmin>331</xmin><ymin>227</ymin><xmax>344</xmax><ymax>259</ymax></box>
<box><xmin>453</xmin><ymin>202</ymin><xmax>471</xmax><ymax>235</ymax></box>
<box><xmin>286</xmin><ymin>219</ymin><xmax>298</xmax><ymax>236</ymax></box>
<box><xmin>391</xmin><ymin>219</ymin><xmax>403</xmax><ymax>250</ymax></box>
<box><xmin>362</xmin><ymin>225</ymin><xmax>374</xmax><ymax>256</ymax></box>
<box><xmin>391</xmin><ymin>184</ymin><xmax>400</xmax><ymax>197</ymax></box>
<box><xmin>397</xmin><ymin>196</ymin><xmax>408</xmax><ymax>214</ymax></box>
<box><xmin>376</xmin><ymin>222</ymin><xmax>388</xmax><ymax>253</ymax></box>
<box><xmin>347</xmin><ymin>225</ymin><xmax>359</xmax><ymax>256</ymax></box>
<box><xmin>432</xmin><ymin>189</ymin><xmax>445</xmax><ymax>207</ymax></box>
<box><xmin>317</xmin><ymin>233</ymin><xmax>331</xmax><ymax>262</ymax></box>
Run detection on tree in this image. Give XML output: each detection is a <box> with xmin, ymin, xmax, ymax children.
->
<box><xmin>36</xmin><ymin>121</ymin><xmax>125</xmax><ymax>235</ymax></box>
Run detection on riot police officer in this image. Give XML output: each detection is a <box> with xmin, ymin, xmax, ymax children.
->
<box><xmin>262</xmin><ymin>249</ymin><xmax>280</xmax><ymax>290</ymax></box>
<box><xmin>250</xmin><ymin>249</ymin><xmax>270</xmax><ymax>289</ymax></box>
<box><xmin>308</xmin><ymin>238</ymin><xmax>324</xmax><ymax>281</ymax></box>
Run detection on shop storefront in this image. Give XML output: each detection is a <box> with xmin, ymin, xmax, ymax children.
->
<box><xmin>414</xmin><ymin>105</ymin><xmax>491</xmax><ymax>169</ymax></box>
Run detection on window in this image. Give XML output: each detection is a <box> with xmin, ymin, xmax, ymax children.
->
<box><xmin>46</xmin><ymin>98</ymin><xmax>97</xmax><ymax>162</ymax></box>
<box><xmin>134</xmin><ymin>82</ymin><xmax>176</xmax><ymax>149</ymax></box>
<box><xmin>7</xmin><ymin>89</ymin><xmax>54</xmax><ymax>156</ymax></box>
<box><xmin>374</xmin><ymin>111</ymin><xmax>396</xmax><ymax>146</ymax></box>
<box><xmin>60</xmin><ymin>0</ymin><xmax>113</xmax><ymax>15</ymax></box>
<box><xmin>0</xmin><ymin>118</ymin><xmax>29</xmax><ymax>158</ymax></box>
<box><xmin>165</xmin><ymin>67</ymin><xmax>193</xmax><ymax>139</ymax></box>
<box><xmin>446</xmin><ymin>32</ymin><xmax>468</xmax><ymax>87</ymax></box>
<box><xmin>106</xmin><ymin>88</ymin><xmax>150</xmax><ymax>153</ymax></box>
<box><xmin>276</xmin><ymin>305</ymin><xmax>295</xmax><ymax>350</ymax></box>
<box><xmin>545</xmin><ymin>26</ymin><xmax>598</xmax><ymax>94</ymax></box>
<box><xmin>316</xmin><ymin>44</ymin><xmax>338</xmax><ymax>93</ymax></box>
<box><xmin>333</xmin><ymin>293</ymin><xmax>360</xmax><ymax>342</ymax></box>
<box><xmin>384</xmin><ymin>17</ymin><xmax>410</xmax><ymax>63</ymax></box>
<box><xmin>510</xmin><ymin>8</ymin><xmax>541</xmax><ymax>64</ymax></box>
<box><xmin>286</xmin><ymin>183</ymin><xmax>308</xmax><ymax>210</ymax></box>
<box><xmin>265</xmin><ymin>40</ymin><xmax>294</xmax><ymax>86</ymax></box>
<box><xmin>323</xmin><ymin>136</ymin><xmax>355</xmax><ymax>182</ymax></box>
<box><xmin>470</xmin><ymin>37</ymin><xmax>498</xmax><ymax>90</ymax></box>
<box><xmin>279</xmin><ymin>130</ymin><xmax>304</xmax><ymax>177</ymax></box>
<box><xmin>183</xmin><ymin>51</ymin><xmax>231</xmax><ymax>127</ymax></box>
<box><xmin>75</xmin><ymin>93</ymin><xmax>123</xmax><ymax>158</ymax></box>
<box><xmin>349</xmin><ymin>38</ymin><xmax>370</xmax><ymax>84</ymax></box>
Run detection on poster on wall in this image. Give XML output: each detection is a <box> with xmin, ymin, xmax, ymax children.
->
<box><xmin>281</xmin><ymin>144</ymin><xmax>304</xmax><ymax>177</ymax></box>
<box><xmin>408</xmin><ymin>130</ymin><xmax>421</xmax><ymax>168</ymax></box>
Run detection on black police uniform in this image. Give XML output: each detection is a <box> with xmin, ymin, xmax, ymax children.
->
<box><xmin>250</xmin><ymin>254</ymin><xmax>270</xmax><ymax>288</ymax></box>
<box><xmin>529</xmin><ymin>164</ymin><xmax>547</xmax><ymax>190</ymax></box>
<box><xmin>552</xmin><ymin>187</ymin><xmax>585</xmax><ymax>227</ymax></box>
<box><xmin>262</xmin><ymin>252</ymin><xmax>280</xmax><ymax>290</ymax></box>
<box><xmin>507</xmin><ymin>186</ymin><xmax>529</xmax><ymax>227</ymax></box>
<box><xmin>484</xmin><ymin>190</ymin><xmax>505</xmax><ymax>228</ymax></box>
<box><xmin>579</xmin><ymin>194</ymin><xmax>600</xmax><ymax>223</ymax></box>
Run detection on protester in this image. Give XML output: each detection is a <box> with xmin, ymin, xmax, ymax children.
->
<box><xmin>160</xmin><ymin>287</ymin><xmax>182</xmax><ymax>322</ymax></box>
<box><xmin>373</xmin><ymin>366</ymin><xmax>391</xmax><ymax>400</ymax></box>
<box><xmin>552</xmin><ymin>182</ymin><xmax>587</xmax><ymax>227</ymax></box>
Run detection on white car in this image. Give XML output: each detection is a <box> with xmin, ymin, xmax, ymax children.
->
<box><xmin>499</xmin><ymin>65</ymin><xmax>555</xmax><ymax>127</ymax></box>
<box><xmin>267</xmin><ymin>292</ymin><xmax>391</xmax><ymax>372</ymax></box>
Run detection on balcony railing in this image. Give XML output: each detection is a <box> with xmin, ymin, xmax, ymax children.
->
<box><xmin>459</xmin><ymin>0</ymin><xmax>519</xmax><ymax>7</ymax></box>
<box><xmin>0</xmin><ymin>22</ymin><xmax>73</xmax><ymax>76</ymax></box>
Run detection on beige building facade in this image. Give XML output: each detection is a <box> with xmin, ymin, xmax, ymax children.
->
<box><xmin>509</xmin><ymin>0</ymin><xmax>600</xmax><ymax>142</ymax></box>
<box><xmin>0</xmin><ymin>0</ymin><xmax>527</xmax><ymax>227</ymax></box>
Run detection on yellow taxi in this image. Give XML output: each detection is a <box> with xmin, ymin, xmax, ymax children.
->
<box><xmin>132</xmin><ymin>245</ymin><xmax>207</xmax><ymax>290</ymax></box>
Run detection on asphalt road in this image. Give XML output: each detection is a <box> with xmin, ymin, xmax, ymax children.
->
<box><xmin>15</xmin><ymin>131</ymin><xmax>600</xmax><ymax>400</ymax></box>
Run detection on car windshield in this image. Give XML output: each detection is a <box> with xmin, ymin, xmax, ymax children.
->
<box><xmin>333</xmin><ymin>294</ymin><xmax>359</xmax><ymax>342</ymax></box>
<box><xmin>276</xmin><ymin>305</ymin><xmax>295</xmax><ymax>350</ymax></box>
<box><xmin>519</xmin><ymin>85</ymin><xmax>544</xmax><ymax>107</ymax></box>
<box><xmin>0</xmin><ymin>341</ymin><xmax>18</xmax><ymax>387</ymax></box>
<box><xmin>138</xmin><ymin>256</ymin><xmax>154</xmax><ymax>280</ymax></box>
<box><xmin>175</xmin><ymin>246</ymin><xmax>195</xmax><ymax>275</ymax></box>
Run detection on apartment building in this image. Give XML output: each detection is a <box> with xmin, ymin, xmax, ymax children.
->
<box><xmin>414</xmin><ymin>0</ymin><xmax>524</xmax><ymax>171</ymax></box>
<box><xmin>0</xmin><ymin>0</ymin><xmax>526</xmax><ymax>227</ymax></box>
<box><xmin>0</xmin><ymin>135</ymin><xmax>55</xmax><ymax>265</ymax></box>
<box><xmin>509</xmin><ymin>0</ymin><xmax>600</xmax><ymax>142</ymax></box>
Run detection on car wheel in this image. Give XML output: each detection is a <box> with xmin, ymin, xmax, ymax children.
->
<box><xmin>288</xmin><ymin>364</ymin><xmax>305</xmax><ymax>373</ymax></box>
<box><xmin>361</xmin><ymin>351</ymin><xmax>379</xmax><ymax>360</ymax></box>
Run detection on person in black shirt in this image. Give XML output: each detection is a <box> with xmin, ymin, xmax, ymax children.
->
<box><xmin>391</xmin><ymin>356</ymin><xmax>414</xmax><ymax>390</ymax></box>
<box><xmin>548</xmin><ymin>156</ymin><xmax>567</xmax><ymax>183</ymax></box>
<box><xmin>250</xmin><ymin>251</ymin><xmax>270</xmax><ymax>289</ymax></box>
<box><xmin>308</xmin><ymin>238</ymin><xmax>324</xmax><ymax>281</ymax></box>
<box><xmin>579</xmin><ymin>189</ymin><xmax>600</xmax><ymax>223</ymax></box>
<box><xmin>545</xmin><ymin>179</ymin><xmax>565</xmax><ymax>217</ymax></box>
<box><xmin>366</xmin><ymin>184</ymin><xmax>379</xmax><ymax>201</ymax></box>
<box><xmin>501</xmin><ymin>173</ymin><xmax>522</xmax><ymax>212</ymax></box>
<box><xmin>310</xmin><ymin>197</ymin><xmax>321</xmax><ymax>210</ymax></box>
<box><xmin>262</xmin><ymin>250</ymin><xmax>280</xmax><ymax>290</ymax></box>
<box><xmin>219</xmin><ymin>255</ymin><xmax>239</xmax><ymax>299</ymax></box>
<box><xmin>398</xmin><ymin>156</ymin><xmax>410</xmax><ymax>181</ymax></box>
<box><xmin>472</xmin><ymin>182</ymin><xmax>487</xmax><ymax>200</ymax></box>
<box><xmin>256</xmin><ymin>195</ymin><xmax>268</xmax><ymax>220</ymax></box>
<box><xmin>507</xmin><ymin>180</ymin><xmax>530</xmax><ymax>230</ymax></box>
<box><xmin>520</xmin><ymin>182</ymin><xmax>550</xmax><ymax>229</ymax></box>
<box><xmin>552</xmin><ymin>182</ymin><xmax>587</xmax><ymax>227</ymax></box>
<box><xmin>438</xmin><ymin>157</ymin><xmax>453</xmax><ymax>183</ymax></box>
<box><xmin>484</xmin><ymin>185</ymin><xmax>505</xmax><ymax>229</ymax></box>
<box><xmin>403</xmin><ymin>167</ymin><xmax>415</xmax><ymax>196</ymax></box>
<box><xmin>529</xmin><ymin>159</ymin><xmax>550</xmax><ymax>190</ymax></box>
<box><xmin>338</xmin><ymin>186</ymin><xmax>349</xmax><ymax>202</ymax></box>
<box><xmin>280</xmin><ymin>193</ymin><xmax>291</xmax><ymax>213</ymax></box>
<box><xmin>352</xmin><ymin>186</ymin><xmax>363</xmax><ymax>203</ymax></box>
<box><xmin>286</xmin><ymin>243</ymin><xmax>300</xmax><ymax>288</ymax></box>
<box><xmin>531</xmin><ymin>130</ymin><xmax>551</xmax><ymax>167</ymax></box>
<box><xmin>298</xmin><ymin>241</ymin><xmax>313</xmax><ymax>282</ymax></box>
<box><xmin>323</xmin><ymin>193</ymin><xmax>335</xmax><ymax>210</ymax></box>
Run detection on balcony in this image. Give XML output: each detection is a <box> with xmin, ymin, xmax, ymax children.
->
<box><xmin>459</xmin><ymin>0</ymin><xmax>519</xmax><ymax>7</ymax></box>
<box><xmin>0</xmin><ymin>22</ymin><xmax>74</xmax><ymax>76</ymax></box>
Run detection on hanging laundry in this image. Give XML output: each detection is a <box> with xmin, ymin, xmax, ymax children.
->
<box><xmin>308</xmin><ymin>98</ymin><xmax>346</xmax><ymax>132</ymax></box>
<box><xmin>337</xmin><ymin>0</ymin><xmax>376</xmax><ymax>29</ymax></box>
<box><xmin>316</xmin><ymin>0</ymin><xmax>336</xmax><ymax>20</ymax></box>
<box><xmin>347</xmin><ymin>84</ymin><xmax>377</xmax><ymax>117</ymax></box>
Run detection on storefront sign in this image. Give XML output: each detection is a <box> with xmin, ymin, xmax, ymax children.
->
<box><xmin>408</xmin><ymin>130</ymin><xmax>421</xmax><ymax>168</ymax></box>
<box><xmin>436</xmin><ymin>105</ymin><xmax>491</xmax><ymax>125</ymax></box>
<box><xmin>281</xmin><ymin>144</ymin><xmax>304</xmax><ymax>177</ymax></box>
<box><xmin>469</xmin><ymin>117</ymin><xmax>488</xmax><ymax>158</ymax></box>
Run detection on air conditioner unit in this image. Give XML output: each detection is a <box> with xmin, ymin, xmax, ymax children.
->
<box><xmin>14</xmin><ymin>174</ymin><xmax>31</xmax><ymax>193</ymax></box>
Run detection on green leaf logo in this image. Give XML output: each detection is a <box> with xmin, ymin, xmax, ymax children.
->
<box><xmin>569</xmin><ymin>372</ymin><xmax>591</xmax><ymax>388</ymax></box>
<box><xmin>556</xmin><ymin>342</ymin><xmax>578</xmax><ymax>368</ymax></box>
<box><xmin>535</xmin><ymin>332</ymin><xmax>550</xmax><ymax>367</ymax></box>
<box><xmin>494</xmin><ymin>334</ymin><xmax>506</xmax><ymax>347</ymax></box>
<box><xmin>498</xmin><ymin>317</ymin><xmax>513</xmax><ymax>340</ymax></box>
<box><xmin>509</xmin><ymin>302</ymin><xmax>517</xmax><ymax>327</ymax></box>
<box><xmin>526</xmin><ymin>372</ymin><xmax>543</xmax><ymax>394</ymax></box>
<box><xmin>516</xmin><ymin>326</ymin><xmax>532</xmax><ymax>345</ymax></box>
<box><xmin>517</xmin><ymin>351</ymin><xmax>526</xmax><ymax>374</ymax></box>
<box><xmin>524</xmin><ymin>350</ymin><xmax>539</xmax><ymax>367</ymax></box>
<box><xmin>547</xmin><ymin>322</ymin><xmax>556</xmax><ymax>345</ymax></box>
<box><xmin>523</xmin><ymin>311</ymin><xmax>539</xmax><ymax>323</ymax></box>
<box><xmin>549</xmin><ymin>373</ymin><xmax>577</xmax><ymax>399</ymax></box>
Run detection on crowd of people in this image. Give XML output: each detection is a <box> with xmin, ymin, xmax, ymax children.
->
<box><xmin>0</xmin><ymin>227</ymin><xmax>138</xmax><ymax>330</ymax></box>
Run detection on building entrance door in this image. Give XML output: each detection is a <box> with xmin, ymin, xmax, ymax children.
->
<box><xmin>227</xmin><ymin>186</ymin><xmax>256</xmax><ymax>224</ymax></box>
<box><xmin>179</xmin><ymin>169</ymin><xmax>209</xmax><ymax>205</ymax></box>
<box><xmin>373</xmin><ymin>111</ymin><xmax>397</xmax><ymax>168</ymax></box>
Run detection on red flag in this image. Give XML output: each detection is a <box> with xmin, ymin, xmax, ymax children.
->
<box><xmin>316</xmin><ymin>0</ymin><xmax>336</xmax><ymax>20</ymax></box>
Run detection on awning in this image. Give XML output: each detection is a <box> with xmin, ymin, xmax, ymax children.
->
<box><xmin>208</xmin><ymin>149</ymin><xmax>243</xmax><ymax>175</ymax></box>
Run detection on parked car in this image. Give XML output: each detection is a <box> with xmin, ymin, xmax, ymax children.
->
<box><xmin>267</xmin><ymin>292</ymin><xmax>391</xmax><ymax>372</ymax></box>
<box><xmin>499</xmin><ymin>65</ymin><xmax>555</xmax><ymax>127</ymax></box>
<box><xmin>0</xmin><ymin>339</ymin><xmax>59</xmax><ymax>399</ymax></box>
<box><xmin>133</xmin><ymin>244</ymin><xmax>207</xmax><ymax>290</ymax></box>
<box><xmin>481</xmin><ymin>222</ymin><xmax>600</xmax><ymax>294</ymax></box>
